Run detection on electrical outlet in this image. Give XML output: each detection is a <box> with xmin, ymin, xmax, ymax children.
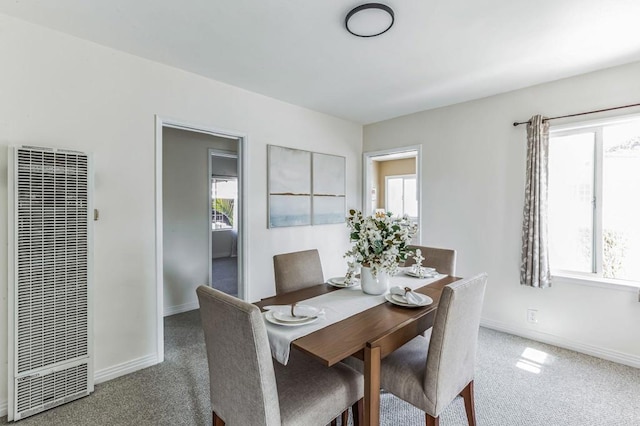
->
<box><xmin>527</xmin><ymin>309</ymin><xmax>538</xmax><ymax>324</ymax></box>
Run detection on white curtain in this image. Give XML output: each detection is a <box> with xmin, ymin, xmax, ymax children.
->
<box><xmin>520</xmin><ymin>115</ymin><xmax>551</xmax><ymax>288</ymax></box>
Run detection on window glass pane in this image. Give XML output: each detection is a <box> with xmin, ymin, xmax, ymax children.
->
<box><xmin>387</xmin><ymin>177</ymin><xmax>403</xmax><ymax>216</ymax></box>
<box><xmin>404</xmin><ymin>178</ymin><xmax>418</xmax><ymax>218</ymax></box>
<box><xmin>548</xmin><ymin>133</ymin><xmax>595</xmax><ymax>272</ymax></box>
<box><xmin>602</xmin><ymin>121</ymin><xmax>640</xmax><ymax>280</ymax></box>
<box><xmin>212</xmin><ymin>178</ymin><xmax>237</xmax><ymax>230</ymax></box>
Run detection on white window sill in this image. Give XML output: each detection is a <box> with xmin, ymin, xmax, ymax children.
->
<box><xmin>551</xmin><ymin>272</ymin><xmax>640</xmax><ymax>293</ymax></box>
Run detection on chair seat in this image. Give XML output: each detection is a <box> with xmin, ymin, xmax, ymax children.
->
<box><xmin>276</xmin><ymin>351</ymin><xmax>364</xmax><ymax>426</ymax></box>
<box><xmin>342</xmin><ymin>334</ymin><xmax>432</xmax><ymax>413</ymax></box>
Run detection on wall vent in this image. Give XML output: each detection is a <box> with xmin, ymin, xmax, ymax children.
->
<box><xmin>9</xmin><ymin>147</ymin><xmax>93</xmax><ymax>420</ymax></box>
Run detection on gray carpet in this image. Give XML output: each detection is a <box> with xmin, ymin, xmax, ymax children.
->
<box><xmin>3</xmin><ymin>311</ymin><xmax>639</xmax><ymax>425</ymax></box>
<box><xmin>211</xmin><ymin>256</ymin><xmax>238</xmax><ymax>297</ymax></box>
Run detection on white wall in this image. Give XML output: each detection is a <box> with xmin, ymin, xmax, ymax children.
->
<box><xmin>0</xmin><ymin>14</ymin><xmax>362</xmax><ymax>413</ymax></box>
<box><xmin>364</xmin><ymin>61</ymin><xmax>640</xmax><ymax>367</ymax></box>
<box><xmin>162</xmin><ymin>128</ymin><xmax>237</xmax><ymax>316</ymax></box>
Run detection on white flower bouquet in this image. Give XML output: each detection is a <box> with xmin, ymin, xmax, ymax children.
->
<box><xmin>344</xmin><ymin>209</ymin><xmax>418</xmax><ymax>277</ymax></box>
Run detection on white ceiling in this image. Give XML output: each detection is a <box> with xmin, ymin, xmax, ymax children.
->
<box><xmin>2</xmin><ymin>0</ymin><xmax>640</xmax><ymax>124</ymax></box>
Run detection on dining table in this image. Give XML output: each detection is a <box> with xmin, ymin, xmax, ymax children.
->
<box><xmin>256</xmin><ymin>272</ymin><xmax>460</xmax><ymax>426</ymax></box>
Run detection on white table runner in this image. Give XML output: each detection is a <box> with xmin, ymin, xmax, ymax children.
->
<box><xmin>264</xmin><ymin>273</ymin><xmax>446</xmax><ymax>364</ymax></box>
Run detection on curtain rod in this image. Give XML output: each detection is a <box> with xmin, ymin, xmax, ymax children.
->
<box><xmin>512</xmin><ymin>102</ymin><xmax>640</xmax><ymax>127</ymax></box>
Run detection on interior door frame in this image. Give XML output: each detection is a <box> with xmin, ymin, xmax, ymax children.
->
<box><xmin>154</xmin><ymin>115</ymin><xmax>249</xmax><ymax>363</ymax></box>
<box><xmin>362</xmin><ymin>145</ymin><xmax>422</xmax><ymax>244</ymax></box>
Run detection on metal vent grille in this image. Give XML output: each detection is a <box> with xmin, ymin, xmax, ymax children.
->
<box><xmin>11</xmin><ymin>147</ymin><xmax>92</xmax><ymax>420</ymax></box>
<box><xmin>16</xmin><ymin>362</ymin><xmax>89</xmax><ymax>418</ymax></box>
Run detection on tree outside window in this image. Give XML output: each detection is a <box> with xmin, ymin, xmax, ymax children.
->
<box><xmin>212</xmin><ymin>178</ymin><xmax>237</xmax><ymax>230</ymax></box>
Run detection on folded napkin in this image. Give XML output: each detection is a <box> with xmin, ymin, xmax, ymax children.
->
<box><xmin>263</xmin><ymin>304</ymin><xmax>324</xmax><ymax>318</ymax></box>
<box><xmin>390</xmin><ymin>286</ymin><xmax>430</xmax><ymax>306</ymax></box>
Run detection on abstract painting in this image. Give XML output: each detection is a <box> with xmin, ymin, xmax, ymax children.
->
<box><xmin>268</xmin><ymin>146</ymin><xmax>346</xmax><ymax>228</ymax></box>
<box><xmin>312</xmin><ymin>153</ymin><xmax>346</xmax><ymax>225</ymax></box>
<box><xmin>268</xmin><ymin>145</ymin><xmax>311</xmax><ymax>227</ymax></box>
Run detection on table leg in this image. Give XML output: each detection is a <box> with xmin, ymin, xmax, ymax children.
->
<box><xmin>364</xmin><ymin>344</ymin><xmax>381</xmax><ymax>426</ymax></box>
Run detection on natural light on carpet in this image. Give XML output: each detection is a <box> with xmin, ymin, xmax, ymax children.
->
<box><xmin>516</xmin><ymin>348</ymin><xmax>549</xmax><ymax>374</ymax></box>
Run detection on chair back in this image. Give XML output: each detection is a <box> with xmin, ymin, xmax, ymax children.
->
<box><xmin>196</xmin><ymin>285</ymin><xmax>281</xmax><ymax>425</ymax></box>
<box><xmin>405</xmin><ymin>245</ymin><xmax>457</xmax><ymax>276</ymax></box>
<box><xmin>423</xmin><ymin>273</ymin><xmax>487</xmax><ymax>416</ymax></box>
<box><xmin>273</xmin><ymin>249</ymin><xmax>324</xmax><ymax>294</ymax></box>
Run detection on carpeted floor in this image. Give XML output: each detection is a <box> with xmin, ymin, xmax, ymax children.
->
<box><xmin>211</xmin><ymin>256</ymin><xmax>238</xmax><ymax>297</ymax></box>
<box><xmin>3</xmin><ymin>310</ymin><xmax>639</xmax><ymax>425</ymax></box>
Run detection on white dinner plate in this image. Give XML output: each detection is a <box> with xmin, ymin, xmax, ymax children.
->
<box><xmin>327</xmin><ymin>276</ymin><xmax>360</xmax><ymax>288</ymax></box>
<box><xmin>272</xmin><ymin>305</ymin><xmax>320</xmax><ymax>323</ymax></box>
<box><xmin>265</xmin><ymin>311</ymin><xmax>319</xmax><ymax>327</ymax></box>
<box><xmin>404</xmin><ymin>268</ymin><xmax>437</xmax><ymax>278</ymax></box>
<box><xmin>385</xmin><ymin>293</ymin><xmax>433</xmax><ymax>308</ymax></box>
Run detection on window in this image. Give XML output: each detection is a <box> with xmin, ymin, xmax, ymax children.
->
<box><xmin>548</xmin><ymin>115</ymin><xmax>640</xmax><ymax>282</ymax></box>
<box><xmin>385</xmin><ymin>174</ymin><xmax>417</xmax><ymax>219</ymax></box>
<box><xmin>212</xmin><ymin>178</ymin><xmax>237</xmax><ymax>230</ymax></box>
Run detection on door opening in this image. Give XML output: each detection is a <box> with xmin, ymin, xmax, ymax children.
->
<box><xmin>155</xmin><ymin>116</ymin><xmax>247</xmax><ymax>363</ymax></box>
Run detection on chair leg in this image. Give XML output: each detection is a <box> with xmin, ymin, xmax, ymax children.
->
<box><xmin>352</xmin><ymin>398</ymin><xmax>364</xmax><ymax>426</ymax></box>
<box><xmin>213</xmin><ymin>411</ymin><xmax>225</xmax><ymax>426</ymax></box>
<box><xmin>460</xmin><ymin>380</ymin><xmax>477</xmax><ymax>426</ymax></box>
<box><xmin>341</xmin><ymin>409</ymin><xmax>349</xmax><ymax>424</ymax></box>
<box><xmin>330</xmin><ymin>420</ymin><xmax>337</xmax><ymax>426</ymax></box>
<box><xmin>425</xmin><ymin>413</ymin><xmax>439</xmax><ymax>426</ymax></box>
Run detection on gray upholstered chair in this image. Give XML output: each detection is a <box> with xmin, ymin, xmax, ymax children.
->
<box><xmin>404</xmin><ymin>246</ymin><xmax>457</xmax><ymax>276</ymax></box>
<box><xmin>344</xmin><ymin>273</ymin><xmax>487</xmax><ymax>426</ymax></box>
<box><xmin>196</xmin><ymin>285</ymin><xmax>363</xmax><ymax>426</ymax></box>
<box><xmin>273</xmin><ymin>249</ymin><xmax>325</xmax><ymax>294</ymax></box>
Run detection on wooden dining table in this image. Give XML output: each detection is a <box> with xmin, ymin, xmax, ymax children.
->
<box><xmin>256</xmin><ymin>275</ymin><xmax>460</xmax><ymax>426</ymax></box>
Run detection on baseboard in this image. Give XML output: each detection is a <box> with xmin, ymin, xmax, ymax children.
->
<box><xmin>164</xmin><ymin>301</ymin><xmax>199</xmax><ymax>317</ymax></box>
<box><xmin>481</xmin><ymin>317</ymin><xmax>640</xmax><ymax>369</ymax></box>
<box><xmin>94</xmin><ymin>353</ymin><xmax>159</xmax><ymax>384</ymax></box>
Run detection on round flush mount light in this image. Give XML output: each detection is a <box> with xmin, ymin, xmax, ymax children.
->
<box><xmin>345</xmin><ymin>3</ymin><xmax>395</xmax><ymax>38</ymax></box>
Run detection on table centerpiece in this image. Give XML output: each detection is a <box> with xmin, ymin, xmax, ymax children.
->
<box><xmin>344</xmin><ymin>209</ymin><xmax>418</xmax><ymax>295</ymax></box>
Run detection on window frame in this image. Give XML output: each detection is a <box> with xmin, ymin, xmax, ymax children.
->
<box><xmin>549</xmin><ymin>112</ymin><xmax>640</xmax><ymax>289</ymax></box>
<box><xmin>384</xmin><ymin>173</ymin><xmax>417</xmax><ymax>219</ymax></box>
<box><xmin>211</xmin><ymin>176</ymin><xmax>238</xmax><ymax>232</ymax></box>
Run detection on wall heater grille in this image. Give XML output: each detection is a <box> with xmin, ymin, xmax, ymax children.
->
<box><xmin>10</xmin><ymin>147</ymin><xmax>93</xmax><ymax>420</ymax></box>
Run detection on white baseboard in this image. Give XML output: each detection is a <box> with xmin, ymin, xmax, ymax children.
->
<box><xmin>481</xmin><ymin>317</ymin><xmax>640</xmax><ymax>369</ymax></box>
<box><xmin>94</xmin><ymin>353</ymin><xmax>159</xmax><ymax>384</ymax></box>
<box><xmin>164</xmin><ymin>301</ymin><xmax>199</xmax><ymax>317</ymax></box>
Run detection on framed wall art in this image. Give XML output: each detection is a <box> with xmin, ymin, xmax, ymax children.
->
<box><xmin>267</xmin><ymin>145</ymin><xmax>346</xmax><ymax>228</ymax></box>
<box><xmin>268</xmin><ymin>145</ymin><xmax>312</xmax><ymax>227</ymax></box>
<box><xmin>312</xmin><ymin>152</ymin><xmax>346</xmax><ymax>225</ymax></box>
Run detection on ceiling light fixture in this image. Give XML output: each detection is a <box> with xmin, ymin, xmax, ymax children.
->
<box><xmin>345</xmin><ymin>3</ymin><xmax>394</xmax><ymax>38</ymax></box>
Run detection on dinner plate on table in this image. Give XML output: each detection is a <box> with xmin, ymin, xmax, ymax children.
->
<box><xmin>327</xmin><ymin>276</ymin><xmax>360</xmax><ymax>288</ymax></box>
<box><xmin>404</xmin><ymin>268</ymin><xmax>437</xmax><ymax>278</ymax></box>
<box><xmin>265</xmin><ymin>310</ymin><xmax>320</xmax><ymax>327</ymax></box>
<box><xmin>385</xmin><ymin>293</ymin><xmax>433</xmax><ymax>308</ymax></box>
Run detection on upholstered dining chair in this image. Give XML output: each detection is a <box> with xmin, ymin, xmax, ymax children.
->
<box><xmin>404</xmin><ymin>246</ymin><xmax>457</xmax><ymax>276</ymax></box>
<box><xmin>273</xmin><ymin>249</ymin><xmax>325</xmax><ymax>294</ymax></box>
<box><xmin>344</xmin><ymin>273</ymin><xmax>487</xmax><ymax>425</ymax></box>
<box><xmin>196</xmin><ymin>285</ymin><xmax>363</xmax><ymax>426</ymax></box>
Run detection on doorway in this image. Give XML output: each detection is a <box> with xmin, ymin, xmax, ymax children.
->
<box><xmin>155</xmin><ymin>116</ymin><xmax>247</xmax><ymax>362</ymax></box>
<box><xmin>363</xmin><ymin>146</ymin><xmax>422</xmax><ymax>243</ymax></box>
